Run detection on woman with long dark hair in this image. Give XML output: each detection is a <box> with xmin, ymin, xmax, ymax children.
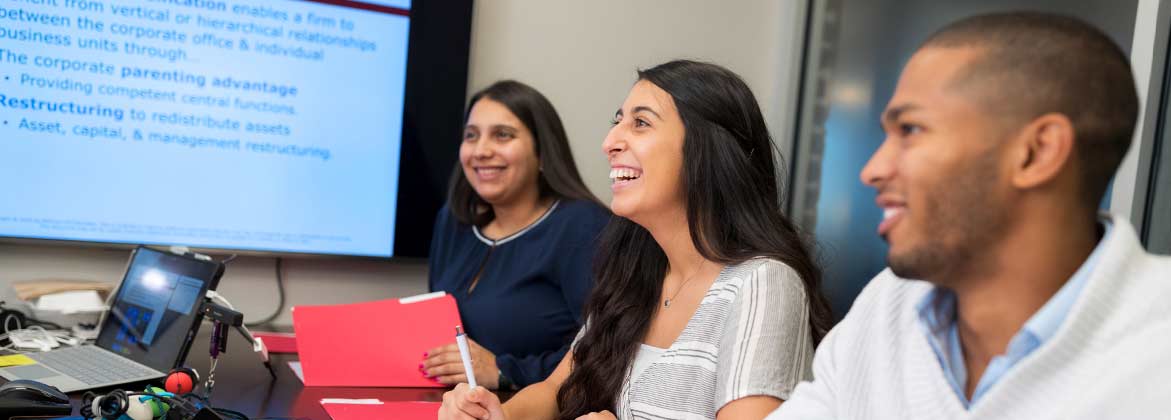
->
<box><xmin>422</xmin><ymin>80</ymin><xmax>610</xmax><ymax>390</ymax></box>
<box><xmin>438</xmin><ymin>60</ymin><xmax>833</xmax><ymax>420</ymax></box>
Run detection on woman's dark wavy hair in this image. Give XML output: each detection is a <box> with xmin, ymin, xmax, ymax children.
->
<box><xmin>448</xmin><ymin>80</ymin><xmax>602</xmax><ymax>226</ymax></box>
<box><xmin>555</xmin><ymin>60</ymin><xmax>833</xmax><ymax>418</ymax></box>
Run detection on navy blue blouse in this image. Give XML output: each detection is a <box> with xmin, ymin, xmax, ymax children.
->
<box><xmin>428</xmin><ymin>199</ymin><xmax>609</xmax><ymax>387</ymax></box>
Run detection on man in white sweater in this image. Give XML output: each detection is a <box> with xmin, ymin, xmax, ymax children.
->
<box><xmin>769</xmin><ymin>12</ymin><xmax>1171</xmax><ymax>420</ymax></box>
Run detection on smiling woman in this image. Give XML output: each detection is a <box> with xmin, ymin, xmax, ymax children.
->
<box><xmin>425</xmin><ymin>80</ymin><xmax>610</xmax><ymax>391</ymax></box>
<box><xmin>439</xmin><ymin>61</ymin><xmax>832</xmax><ymax>420</ymax></box>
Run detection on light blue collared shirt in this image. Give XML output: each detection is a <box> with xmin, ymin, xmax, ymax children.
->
<box><xmin>916</xmin><ymin>221</ymin><xmax>1112</xmax><ymax>409</ymax></box>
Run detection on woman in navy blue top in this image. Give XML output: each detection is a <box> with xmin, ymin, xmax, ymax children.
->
<box><xmin>421</xmin><ymin>80</ymin><xmax>609</xmax><ymax>390</ymax></box>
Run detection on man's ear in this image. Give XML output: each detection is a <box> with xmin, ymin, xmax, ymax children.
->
<box><xmin>1009</xmin><ymin>113</ymin><xmax>1076</xmax><ymax>190</ymax></box>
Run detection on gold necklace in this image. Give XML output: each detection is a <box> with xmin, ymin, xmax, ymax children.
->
<box><xmin>664</xmin><ymin>261</ymin><xmax>706</xmax><ymax>308</ymax></box>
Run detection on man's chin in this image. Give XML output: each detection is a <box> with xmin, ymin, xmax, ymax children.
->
<box><xmin>888</xmin><ymin>252</ymin><xmax>931</xmax><ymax>281</ymax></box>
<box><xmin>888</xmin><ymin>262</ymin><xmax>920</xmax><ymax>280</ymax></box>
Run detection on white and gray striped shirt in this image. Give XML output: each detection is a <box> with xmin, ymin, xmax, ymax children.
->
<box><xmin>578</xmin><ymin>258</ymin><xmax>816</xmax><ymax>419</ymax></box>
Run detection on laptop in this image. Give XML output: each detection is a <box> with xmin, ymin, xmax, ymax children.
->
<box><xmin>0</xmin><ymin>246</ymin><xmax>222</xmax><ymax>392</ymax></box>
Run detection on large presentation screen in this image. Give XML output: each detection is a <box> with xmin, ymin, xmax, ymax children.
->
<box><xmin>0</xmin><ymin>0</ymin><xmax>413</xmax><ymax>257</ymax></box>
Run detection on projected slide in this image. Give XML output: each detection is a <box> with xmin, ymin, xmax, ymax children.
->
<box><xmin>0</xmin><ymin>0</ymin><xmax>411</xmax><ymax>256</ymax></box>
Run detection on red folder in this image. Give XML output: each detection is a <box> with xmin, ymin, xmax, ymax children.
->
<box><xmin>253</xmin><ymin>332</ymin><xmax>297</xmax><ymax>354</ymax></box>
<box><xmin>321</xmin><ymin>401</ymin><xmax>441</xmax><ymax>420</ymax></box>
<box><xmin>293</xmin><ymin>294</ymin><xmax>462</xmax><ymax>387</ymax></box>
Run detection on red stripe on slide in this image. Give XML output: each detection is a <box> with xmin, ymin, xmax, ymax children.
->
<box><xmin>299</xmin><ymin>0</ymin><xmax>410</xmax><ymax>17</ymax></box>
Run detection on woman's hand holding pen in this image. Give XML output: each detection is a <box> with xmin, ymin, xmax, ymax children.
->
<box><xmin>423</xmin><ymin>338</ymin><xmax>501</xmax><ymax>389</ymax></box>
<box><xmin>440</xmin><ymin>383</ymin><xmax>506</xmax><ymax>420</ymax></box>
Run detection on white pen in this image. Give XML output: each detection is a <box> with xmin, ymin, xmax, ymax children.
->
<box><xmin>455</xmin><ymin>326</ymin><xmax>477</xmax><ymax>389</ymax></box>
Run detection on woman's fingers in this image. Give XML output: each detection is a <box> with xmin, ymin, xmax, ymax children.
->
<box><xmin>423</xmin><ymin>347</ymin><xmax>462</xmax><ymax>369</ymax></box>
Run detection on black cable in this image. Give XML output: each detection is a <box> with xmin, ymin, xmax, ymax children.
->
<box><xmin>244</xmin><ymin>257</ymin><xmax>285</xmax><ymax>327</ymax></box>
<box><xmin>81</xmin><ymin>389</ymin><xmax>256</xmax><ymax>420</ymax></box>
<box><xmin>0</xmin><ymin>301</ymin><xmax>63</xmax><ymax>331</ymax></box>
<box><xmin>23</xmin><ymin>316</ymin><xmax>65</xmax><ymax>331</ymax></box>
<box><xmin>185</xmin><ymin>393</ymin><xmax>253</xmax><ymax>420</ymax></box>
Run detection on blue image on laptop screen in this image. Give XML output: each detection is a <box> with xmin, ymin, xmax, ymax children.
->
<box><xmin>95</xmin><ymin>247</ymin><xmax>218</xmax><ymax>372</ymax></box>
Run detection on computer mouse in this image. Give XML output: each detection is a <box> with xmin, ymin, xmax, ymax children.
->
<box><xmin>0</xmin><ymin>379</ymin><xmax>69</xmax><ymax>404</ymax></box>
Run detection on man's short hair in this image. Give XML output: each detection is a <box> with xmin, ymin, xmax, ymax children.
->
<box><xmin>922</xmin><ymin>11</ymin><xmax>1139</xmax><ymax>208</ymax></box>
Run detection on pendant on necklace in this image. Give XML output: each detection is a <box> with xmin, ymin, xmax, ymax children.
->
<box><xmin>663</xmin><ymin>299</ymin><xmax>671</xmax><ymax>308</ymax></box>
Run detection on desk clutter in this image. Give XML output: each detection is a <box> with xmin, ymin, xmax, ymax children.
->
<box><xmin>0</xmin><ymin>284</ymin><xmax>103</xmax><ymax>355</ymax></box>
<box><xmin>76</xmin><ymin>367</ymin><xmax>251</xmax><ymax>420</ymax></box>
<box><xmin>0</xmin><ymin>247</ymin><xmax>257</xmax><ymax>395</ymax></box>
<box><xmin>0</xmin><ymin>367</ymin><xmax>245</xmax><ymax>420</ymax></box>
<box><xmin>0</xmin><ymin>247</ymin><xmax>467</xmax><ymax>419</ymax></box>
<box><xmin>10</xmin><ymin>280</ymin><xmax>115</xmax><ymax>331</ymax></box>
<box><xmin>0</xmin><ymin>247</ymin><xmax>268</xmax><ymax>419</ymax></box>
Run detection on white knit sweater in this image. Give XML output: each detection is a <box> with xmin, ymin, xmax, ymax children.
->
<box><xmin>769</xmin><ymin>216</ymin><xmax>1171</xmax><ymax>419</ymax></box>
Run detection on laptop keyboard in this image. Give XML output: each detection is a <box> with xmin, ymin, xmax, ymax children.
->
<box><xmin>30</xmin><ymin>346</ymin><xmax>159</xmax><ymax>385</ymax></box>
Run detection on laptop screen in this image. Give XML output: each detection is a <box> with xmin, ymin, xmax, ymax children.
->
<box><xmin>95</xmin><ymin>247</ymin><xmax>220</xmax><ymax>372</ymax></box>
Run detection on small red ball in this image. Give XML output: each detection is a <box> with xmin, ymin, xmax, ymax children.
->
<box><xmin>165</xmin><ymin>373</ymin><xmax>195</xmax><ymax>394</ymax></box>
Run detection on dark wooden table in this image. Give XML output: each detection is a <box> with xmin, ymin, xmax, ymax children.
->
<box><xmin>188</xmin><ymin>326</ymin><xmax>448</xmax><ymax>419</ymax></box>
<box><xmin>58</xmin><ymin>326</ymin><xmax>451</xmax><ymax>419</ymax></box>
